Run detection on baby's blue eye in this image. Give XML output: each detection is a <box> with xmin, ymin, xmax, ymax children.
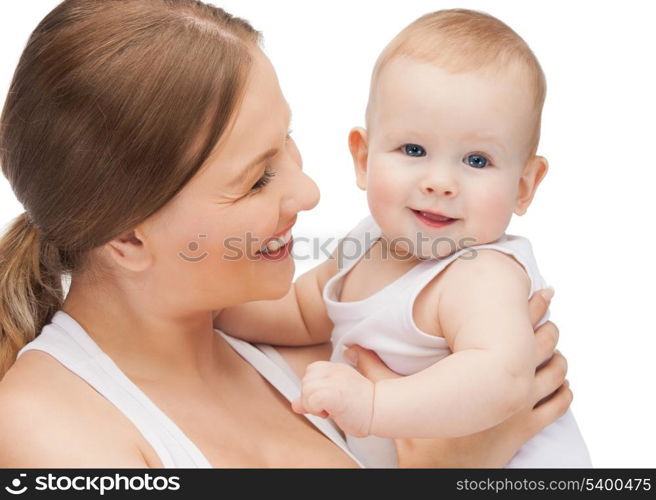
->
<box><xmin>403</xmin><ymin>144</ymin><xmax>426</xmax><ymax>157</ymax></box>
<box><xmin>465</xmin><ymin>154</ymin><xmax>489</xmax><ymax>169</ymax></box>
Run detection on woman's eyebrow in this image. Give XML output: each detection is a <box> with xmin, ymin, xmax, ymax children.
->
<box><xmin>228</xmin><ymin>106</ymin><xmax>292</xmax><ymax>188</ymax></box>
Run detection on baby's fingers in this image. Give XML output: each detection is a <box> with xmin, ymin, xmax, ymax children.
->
<box><xmin>304</xmin><ymin>388</ymin><xmax>342</xmax><ymax>418</ymax></box>
<box><xmin>291</xmin><ymin>397</ymin><xmax>304</xmax><ymax>414</ymax></box>
<box><xmin>292</xmin><ymin>396</ymin><xmax>329</xmax><ymax>418</ymax></box>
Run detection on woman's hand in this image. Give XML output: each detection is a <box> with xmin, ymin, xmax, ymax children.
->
<box><xmin>345</xmin><ymin>288</ymin><xmax>572</xmax><ymax>468</ymax></box>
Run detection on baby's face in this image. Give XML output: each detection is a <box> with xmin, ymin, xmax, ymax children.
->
<box><xmin>356</xmin><ymin>56</ymin><xmax>544</xmax><ymax>259</ymax></box>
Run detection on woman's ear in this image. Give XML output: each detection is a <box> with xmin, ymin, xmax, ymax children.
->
<box><xmin>348</xmin><ymin>127</ymin><xmax>369</xmax><ymax>191</ymax></box>
<box><xmin>104</xmin><ymin>226</ymin><xmax>153</xmax><ymax>272</ymax></box>
<box><xmin>514</xmin><ymin>155</ymin><xmax>549</xmax><ymax>216</ymax></box>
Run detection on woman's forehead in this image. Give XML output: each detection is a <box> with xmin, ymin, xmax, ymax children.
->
<box><xmin>191</xmin><ymin>52</ymin><xmax>291</xmax><ymax>185</ymax></box>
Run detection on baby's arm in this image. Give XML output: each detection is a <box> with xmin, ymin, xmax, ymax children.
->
<box><xmin>293</xmin><ymin>250</ymin><xmax>537</xmax><ymax>438</ymax></box>
<box><xmin>213</xmin><ymin>248</ymin><xmax>339</xmax><ymax>346</ymax></box>
<box><xmin>371</xmin><ymin>250</ymin><xmax>537</xmax><ymax>437</ymax></box>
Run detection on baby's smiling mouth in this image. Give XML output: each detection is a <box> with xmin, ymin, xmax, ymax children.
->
<box><xmin>410</xmin><ymin>208</ymin><xmax>459</xmax><ymax>227</ymax></box>
<box><xmin>414</xmin><ymin>209</ymin><xmax>454</xmax><ymax>221</ymax></box>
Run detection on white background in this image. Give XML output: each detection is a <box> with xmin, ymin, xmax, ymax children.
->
<box><xmin>1</xmin><ymin>1</ymin><xmax>655</xmax><ymax>467</ymax></box>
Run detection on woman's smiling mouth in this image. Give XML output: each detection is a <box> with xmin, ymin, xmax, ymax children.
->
<box><xmin>257</xmin><ymin>222</ymin><xmax>295</xmax><ymax>260</ymax></box>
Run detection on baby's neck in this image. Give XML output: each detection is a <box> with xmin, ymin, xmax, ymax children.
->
<box><xmin>379</xmin><ymin>229</ymin><xmax>507</xmax><ymax>261</ymax></box>
<box><xmin>378</xmin><ymin>234</ymin><xmax>424</xmax><ymax>263</ymax></box>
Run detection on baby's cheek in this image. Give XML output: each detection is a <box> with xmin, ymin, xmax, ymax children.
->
<box><xmin>468</xmin><ymin>190</ymin><xmax>515</xmax><ymax>243</ymax></box>
<box><xmin>366</xmin><ymin>169</ymin><xmax>403</xmax><ymax>220</ymax></box>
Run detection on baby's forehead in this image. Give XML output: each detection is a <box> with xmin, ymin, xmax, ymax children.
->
<box><xmin>371</xmin><ymin>55</ymin><xmax>537</xmax><ymax>117</ymax></box>
<box><xmin>366</xmin><ymin>56</ymin><xmax>540</xmax><ymax>158</ymax></box>
<box><xmin>378</xmin><ymin>54</ymin><xmax>532</xmax><ymax>94</ymax></box>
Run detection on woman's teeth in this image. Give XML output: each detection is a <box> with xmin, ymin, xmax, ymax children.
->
<box><xmin>261</xmin><ymin>228</ymin><xmax>292</xmax><ymax>254</ymax></box>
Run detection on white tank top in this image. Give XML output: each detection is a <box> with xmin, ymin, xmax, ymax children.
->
<box><xmin>324</xmin><ymin>215</ymin><xmax>590</xmax><ymax>468</ymax></box>
<box><xmin>16</xmin><ymin>310</ymin><xmax>365</xmax><ymax>468</ymax></box>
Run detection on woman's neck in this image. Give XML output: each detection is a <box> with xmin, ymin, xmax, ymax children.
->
<box><xmin>61</xmin><ymin>273</ymin><xmax>232</xmax><ymax>385</ymax></box>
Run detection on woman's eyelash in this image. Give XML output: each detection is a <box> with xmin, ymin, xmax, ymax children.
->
<box><xmin>250</xmin><ymin>165</ymin><xmax>276</xmax><ymax>191</ymax></box>
<box><xmin>248</xmin><ymin>129</ymin><xmax>290</xmax><ymax>193</ymax></box>
<box><xmin>247</xmin><ymin>127</ymin><xmax>292</xmax><ymax>193</ymax></box>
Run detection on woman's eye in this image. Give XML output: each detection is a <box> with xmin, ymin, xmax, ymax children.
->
<box><xmin>250</xmin><ymin>166</ymin><xmax>276</xmax><ymax>191</ymax></box>
<box><xmin>465</xmin><ymin>153</ymin><xmax>489</xmax><ymax>169</ymax></box>
<box><xmin>402</xmin><ymin>144</ymin><xmax>426</xmax><ymax>157</ymax></box>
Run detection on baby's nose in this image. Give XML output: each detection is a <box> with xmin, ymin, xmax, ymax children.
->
<box><xmin>419</xmin><ymin>163</ymin><xmax>459</xmax><ymax>197</ymax></box>
<box><xmin>423</xmin><ymin>185</ymin><xmax>455</xmax><ymax>197</ymax></box>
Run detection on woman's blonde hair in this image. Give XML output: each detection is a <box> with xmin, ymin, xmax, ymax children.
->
<box><xmin>0</xmin><ymin>0</ymin><xmax>261</xmax><ymax>378</ymax></box>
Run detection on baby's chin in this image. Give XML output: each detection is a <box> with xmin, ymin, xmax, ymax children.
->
<box><xmin>392</xmin><ymin>230</ymin><xmax>503</xmax><ymax>260</ymax></box>
<box><xmin>381</xmin><ymin>234</ymin><xmax>459</xmax><ymax>261</ymax></box>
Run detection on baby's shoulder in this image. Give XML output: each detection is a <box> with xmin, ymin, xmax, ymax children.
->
<box><xmin>440</xmin><ymin>248</ymin><xmax>530</xmax><ymax>292</ymax></box>
<box><xmin>411</xmin><ymin>248</ymin><xmax>529</xmax><ymax>339</ymax></box>
<box><xmin>420</xmin><ymin>248</ymin><xmax>530</xmax><ymax>310</ymax></box>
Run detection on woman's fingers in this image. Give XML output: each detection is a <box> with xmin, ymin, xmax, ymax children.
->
<box><xmin>528</xmin><ymin>287</ymin><xmax>554</xmax><ymax>327</ymax></box>
<box><xmin>530</xmin><ymin>381</ymin><xmax>573</xmax><ymax>432</ymax></box>
<box><xmin>534</xmin><ymin>321</ymin><xmax>559</xmax><ymax>366</ymax></box>
<box><xmin>345</xmin><ymin>345</ymin><xmax>401</xmax><ymax>383</ymax></box>
<box><xmin>532</xmin><ymin>351</ymin><xmax>568</xmax><ymax>404</ymax></box>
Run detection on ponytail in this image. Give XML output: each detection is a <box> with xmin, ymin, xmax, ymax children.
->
<box><xmin>0</xmin><ymin>212</ymin><xmax>64</xmax><ymax>378</ymax></box>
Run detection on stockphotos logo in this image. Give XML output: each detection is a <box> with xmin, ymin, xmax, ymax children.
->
<box><xmin>4</xmin><ymin>473</ymin><xmax>27</xmax><ymax>495</ymax></box>
<box><xmin>3</xmin><ymin>472</ymin><xmax>181</xmax><ymax>496</ymax></box>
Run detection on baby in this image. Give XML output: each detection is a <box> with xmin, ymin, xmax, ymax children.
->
<box><xmin>215</xmin><ymin>9</ymin><xmax>591</xmax><ymax>467</ymax></box>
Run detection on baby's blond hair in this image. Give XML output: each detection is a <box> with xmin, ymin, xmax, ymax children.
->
<box><xmin>366</xmin><ymin>8</ymin><xmax>547</xmax><ymax>160</ymax></box>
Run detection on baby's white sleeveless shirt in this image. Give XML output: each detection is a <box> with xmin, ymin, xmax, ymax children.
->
<box><xmin>324</xmin><ymin>215</ymin><xmax>591</xmax><ymax>468</ymax></box>
<box><xmin>16</xmin><ymin>311</ymin><xmax>365</xmax><ymax>468</ymax></box>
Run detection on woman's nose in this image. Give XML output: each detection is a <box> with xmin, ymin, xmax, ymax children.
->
<box><xmin>293</xmin><ymin>170</ymin><xmax>320</xmax><ymax>212</ymax></box>
<box><xmin>280</xmin><ymin>163</ymin><xmax>320</xmax><ymax>216</ymax></box>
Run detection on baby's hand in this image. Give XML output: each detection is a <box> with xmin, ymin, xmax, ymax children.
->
<box><xmin>291</xmin><ymin>361</ymin><xmax>375</xmax><ymax>437</ymax></box>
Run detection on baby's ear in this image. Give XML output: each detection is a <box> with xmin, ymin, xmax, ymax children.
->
<box><xmin>514</xmin><ymin>155</ymin><xmax>549</xmax><ymax>216</ymax></box>
<box><xmin>348</xmin><ymin>127</ymin><xmax>369</xmax><ymax>191</ymax></box>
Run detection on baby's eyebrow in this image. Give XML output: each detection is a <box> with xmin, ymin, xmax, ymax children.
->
<box><xmin>464</xmin><ymin>133</ymin><xmax>506</xmax><ymax>153</ymax></box>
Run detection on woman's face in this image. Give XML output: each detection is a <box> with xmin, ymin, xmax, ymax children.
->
<box><xmin>139</xmin><ymin>48</ymin><xmax>319</xmax><ymax>312</ymax></box>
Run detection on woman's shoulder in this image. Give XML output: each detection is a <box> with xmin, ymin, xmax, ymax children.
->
<box><xmin>0</xmin><ymin>350</ymin><xmax>151</xmax><ymax>467</ymax></box>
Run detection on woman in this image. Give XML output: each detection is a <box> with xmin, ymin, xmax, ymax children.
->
<box><xmin>0</xmin><ymin>0</ymin><xmax>570</xmax><ymax>467</ymax></box>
